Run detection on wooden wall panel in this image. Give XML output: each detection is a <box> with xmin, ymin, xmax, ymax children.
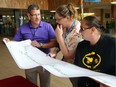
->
<box><xmin>48</xmin><ymin>0</ymin><xmax>67</xmax><ymax>10</ymax></box>
<box><xmin>48</xmin><ymin>0</ymin><xmax>115</xmax><ymax>10</ymax></box>
<box><xmin>0</xmin><ymin>0</ymin><xmax>115</xmax><ymax>10</ymax></box>
<box><xmin>0</xmin><ymin>0</ymin><xmax>48</xmax><ymax>10</ymax></box>
<box><xmin>48</xmin><ymin>0</ymin><xmax>81</xmax><ymax>10</ymax></box>
<box><xmin>83</xmin><ymin>0</ymin><xmax>115</xmax><ymax>7</ymax></box>
<box><xmin>67</xmin><ymin>0</ymin><xmax>81</xmax><ymax>5</ymax></box>
<box><xmin>111</xmin><ymin>5</ymin><xmax>116</xmax><ymax>19</ymax></box>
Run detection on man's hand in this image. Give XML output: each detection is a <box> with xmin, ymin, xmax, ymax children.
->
<box><xmin>31</xmin><ymin>40</ymin><xmax>41</xmax><ymax>48</ymax></box>
<box><xmin>3</xmin><ymin>38</ymin><xmax>10</xmax><ymax>42</ymax></box>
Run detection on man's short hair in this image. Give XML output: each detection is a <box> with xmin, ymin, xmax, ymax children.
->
<box><xmin>27</xmin><ymin>4</ymin><xmax>40</xmax><ymax>13</ymax></box>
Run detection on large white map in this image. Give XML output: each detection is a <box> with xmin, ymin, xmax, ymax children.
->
<box><xmin>3</xmin><ymin>39</ymin><xmax>116</xmax><ymax>87</ymax></box>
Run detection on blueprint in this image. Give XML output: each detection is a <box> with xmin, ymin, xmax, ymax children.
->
<box><xmin>3</xmin><ymin>39</ymin><xmax>116</xmax><ymax>87</ymax></box>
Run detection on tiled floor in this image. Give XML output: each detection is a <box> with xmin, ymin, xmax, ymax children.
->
<box><xmin>0</xmin><ymin>36</ymin><xmax>72</xmax><ymax>87</ymax></box>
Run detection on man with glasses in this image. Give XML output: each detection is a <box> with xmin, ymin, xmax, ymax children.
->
<box><xmin>3</xmin><ymin>4</ymin><xmax>56</xmax><ymax>87</ymax></box>
<box><xmin>71</xmin><ymin>16</ymin><xmax>116</xmax><ymax>87</ymax></box>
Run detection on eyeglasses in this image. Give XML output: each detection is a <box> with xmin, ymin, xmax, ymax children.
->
<box><xmin>80</xmin><ymin>26</ymin><xmax>93</xmax><ymax>32</ymax></box>
<box><xmin>29</xmin><ymin>13</ymin><xmax>40</xmax><ymax>17</ymax></box>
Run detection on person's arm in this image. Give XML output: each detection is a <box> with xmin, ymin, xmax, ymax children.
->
<box><xmin>57</xmin><ymin>34</ymin><xmax>75</xmax><ymax>62</ymax></box>
<box><xmin>55</xmin><ymin>25</ymin><xmax>75</xmax><ymax>61</ymax></box>
<box><xmin>32</xmin><ymin>23</ymin><xmax>57</xmax><ymax>48</ymax></box>
<box><xmin>3</xmin><ymin>38</ymin><xmax>16</xmax><ymax>42</ymax></box>
<box><xmin>42</xmin><ymin>39</ymin><xmax>57</xmax><ymax>48</ymax></box>
<box><xmin>31</xmin><ymin>39</ymin><xmax>57</xmax><ymax>48</ymax></box>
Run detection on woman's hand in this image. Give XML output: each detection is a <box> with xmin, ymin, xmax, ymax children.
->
<box><xmin>55</xmin><ymin>25</ymin><xmax>63</xmax><ymax>37</ymax></box>
<box><xmin>48</xmin><ymin>53</ymin><xmax>56</xmax><ymax>58</ymax></box>
<box><xmin>55</xmin><ymin>24</ymin><xmax>64</xmax><ymax>42</ymax></box>
<box><xmin>48</xmin><ymin>47</ymin><xmax>59</xmax><ymax>58</ymax></box>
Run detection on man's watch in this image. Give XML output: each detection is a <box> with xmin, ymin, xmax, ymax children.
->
<box><xmin>40</xmin><ymin>43</ymin><xmax>44</xmax><ymax>48</ymax></box>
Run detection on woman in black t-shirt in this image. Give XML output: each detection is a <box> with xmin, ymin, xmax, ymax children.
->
<box><xmin>70</xmin><ymin>16</ymin><xmax>116</xmax><ymax>87</ymax></box>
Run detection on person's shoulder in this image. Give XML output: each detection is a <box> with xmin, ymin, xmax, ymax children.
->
<box><xmin>40</xmin><ymin>21</ymin><xmax>53</xmax><ymax>30</ymax></box>
<box><xmin>78</xmin><ymin>40</ymin><xmax>89</xmax><ymax>47</ymax></box>
<box><xmin>20</xmin><ymin>22</ymin><xmax>29</xmax><ymax>28</ymax></box>
<box><xmin>102</xmin><ymin>34</ymin><xmax>116</xmax><ymax>45</ymax></box>
<box><xmin>103</xmin><ymin>34</ymin><xmax>115</xmax><ymax>42</ymax></box>
<box><xmin>41</xmin><ymin>21</ymin><xmax>51</xmax><ymax>26</ymax></box>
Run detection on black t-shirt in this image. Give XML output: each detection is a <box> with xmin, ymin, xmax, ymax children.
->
<box><xmin>74</xmin><ymin>34</ymin><xmax>116</xmax><ymax>87</ymax></box>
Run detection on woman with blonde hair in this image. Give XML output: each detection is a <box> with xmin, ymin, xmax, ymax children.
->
<box><xmin>53</xmin><ymin>3</ymin><xmax>82</xmax><ymax>63</ymax></box>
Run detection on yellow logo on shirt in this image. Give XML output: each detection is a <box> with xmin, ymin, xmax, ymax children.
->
<box><xmin>82</xmin><ymin>52</ymin><xmax>101</xmax><ymax>69</ymax></box>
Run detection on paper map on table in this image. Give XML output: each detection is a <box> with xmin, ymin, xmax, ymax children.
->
<box><xmin>3</xmin><ymin>39</ymin><xmax>116</xmax><ymax>87</ymax></box>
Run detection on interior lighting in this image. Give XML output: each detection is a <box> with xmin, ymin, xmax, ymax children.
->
<box><xmin>50</xmin><ymin>10</ymin><xmax>56</xmax><ymax>12</ymax></box>
<box><xmin>111</xmin><ymin>1</ymin><xmax>116</xmax><ymax>4</ymax></box>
